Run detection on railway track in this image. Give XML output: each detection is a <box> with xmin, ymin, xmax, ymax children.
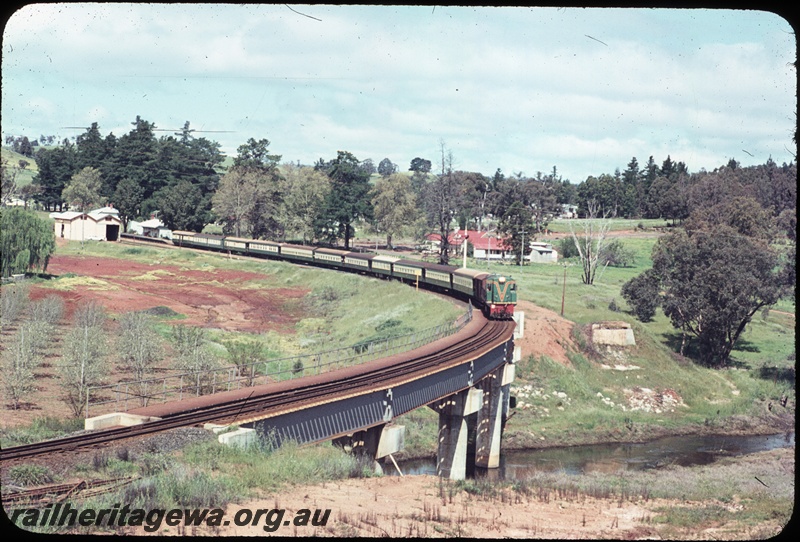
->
<box><xmin>0</xmin><ymin>315</ymin><xmax>513</xmax><ymax>464</ymax></box>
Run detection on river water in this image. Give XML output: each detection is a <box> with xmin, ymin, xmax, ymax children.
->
<box><xmin>389</xmin><ymin>432</ymin><xmax>795</xmax><ymax>478</ymax></box>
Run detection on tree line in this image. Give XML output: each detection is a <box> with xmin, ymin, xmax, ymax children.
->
<box><xmin>4</xmin><ymin>118</ymin><xmax>796</xmax><ymax>269</ymax></box>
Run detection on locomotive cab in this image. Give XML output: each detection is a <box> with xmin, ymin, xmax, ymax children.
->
<box><xmin>485</xmin><ymin>274</ymin><xmax>516</xmax><ymax>319</ymax></box>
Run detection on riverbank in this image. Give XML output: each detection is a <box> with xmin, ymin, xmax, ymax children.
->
<box><xmin>503</xmin><ymin>409</ymin><xmax>795</xmax><ymax>452</ymax></box>
<box><xmin>184</xmin><ymin>445</ymin><xmax>792</xmax><ymax>539</ymax></box>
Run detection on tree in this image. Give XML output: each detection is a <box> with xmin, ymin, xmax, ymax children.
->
<box><xmin>113</xmin><ymin>177</ymin><xmax>145</xmax><ymax>231</ymax></box>
<box><xmin>409</xmin><ymin>157</ymin><xmax>432</xmax><ymax>174</ymax></box>
<box><xmin>157</xmin><ymin>179</ymin><xmax>208</xmax><ymax>232</ymax></box>
<box><xmin>223</xmin><ymin>339</ymin><xmax>264</xmax><ymax>385</ymax></box>
<box><xmin>233</xmin><ymin>137</ymin><xmax>282</xmax><ymax>170</ymax></box>
<box><xmin>315</xmin><ymin>151</ymin><xmax>373</xmax><ymax>249</ymax></box>
<box><xmin>498</xmin><ymin>200</ymin><xmax>533</xmax><ymax>264</ymax></box>
<box><xmin>211</xmin><ymin>138</ymin><xmax>284</xmax><ymax>238</ymax></box>
<box><xmin>33</xmin><ymin>141</ymin><xmax>77</xmax><ymax>211</ymax></box>
<box><xmin>280</xmin><ymin>164</ymin><xmax>331</xmax><ymax>244</ymax></box>
<box><xmin>0</xmin><ymin>208</ymin><xmax>55</xmax><ymax>278</ymax></box>
<box><xmin>62</xmin><ymin>166</ymin><xmax>103</xmax><ymax>212</ymax></box>
<box><xmin>620</xmin><ymin>268</ymin><xmax>660</xmax><ymax>321</ymax></box>
<box><xmin>1</xmin><ymin>329</ymin><xmax>38</xmax><ymax>410</ymax></box>
<box><xmin>371</xmin><ymin>173</ymin><xmax>418</xmax><ymax>248</ymax></box>
<box><xmin>213</xmin><ymin>167</ymin><xmax>282</xmax><ymax>238</ymax></box>
<box><xmin>568</xmin><ymin>199</ymin><xmax>613</xmax><ymax>285</ymax></box>
<box><xmin>171</xmin><ymin>325</ymin><xmax>220</xmax><ymax>395</ymax></box>
<box><xmin>622</xmin><ymin>227</ymin><xmax>783</xmax><ymax>366</ymax></box>
<box><xmin>377</xmin><ymin>157</ymin><xmax>397</xmax><ymax>177</ymax></box>
<box><xmin>117</xmin><ymin>312</ymin><xmax>164</xmax><ymax>406</ymax></box>
<box><xmin>1</xmin><ymin>157</ymin><xmax>18</xmax><ymax>205</ymax></box>
<box><xmin>104</xmin><ymin>116</ymin><xmax>161</xmax><ymax>205</ymax></box>
<box><xmin>59</xmin><ymin>301</ymin><xmax>107</xmax><ymax>415</ymax></box>
<box><xmin>423</xmin><ymin>142</ymin><xmax>463</xmax><ymax>265</ymax></box>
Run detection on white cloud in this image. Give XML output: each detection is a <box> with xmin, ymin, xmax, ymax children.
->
<box><xmin>2</xmin><ymin>5</ymin><xmax>794</xmax><ymax>181</ymax></box>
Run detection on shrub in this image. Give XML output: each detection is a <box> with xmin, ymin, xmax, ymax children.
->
<box><xmin>599</xmin><ymin>239</ymin><xmax>636</xmax><ymax>267</ymax></box>
<box><xmin>557</xmin><ymin>238</ymin><xmax>580</xmax><ymax>259</ymax></box>
<box><xmin>7</xmin><ymin>464</ymin><xmax>54</xmax><ymax>486</ymax></box>
<box><xmin>621</xmin><ymin>269</ymin><xmax>660</xmax><ymax>322</ymax></box>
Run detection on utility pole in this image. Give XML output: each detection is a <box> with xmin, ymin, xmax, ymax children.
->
<box><xmin>518</xmin><ymin>230</ymin><xmax>528</xmax><ymax>266</ymax></box>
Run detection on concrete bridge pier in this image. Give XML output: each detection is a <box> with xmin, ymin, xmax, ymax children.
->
<box><xmin>431</xmin><ymin>351</ymin><xmax>516</xmax><ymax>479</ymax></box>
<box><xmin>475</xmin><ymin>366</ymin><xmax>504</xmax><ymax>469</ymax></box>
<box><xmin>429</xmin><ymin>387</ymin><xmax>483</xmax><ymax>480</ymax></box>
<box><xmin>332</xmin><ymin>424</ymin><xmax>406</xmax><ymax>474</ymax></box>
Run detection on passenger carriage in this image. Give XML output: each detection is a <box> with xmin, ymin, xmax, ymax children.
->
<box><xmin>452</xmin><ymin>268</ymin><xmax>490</xmax><ymax>299</ymax></box>
<box><xmin>186</xmin><ymin>232</ymin><xmax>225</xmax><ymax>251</ymax></box>
<box><xmin>342</xmin><ymin>252</ymin><xmax>373</xmax><ymax>273</ymax></box>
<box><xmin>314</xmin><ymin>247</ymin><xmax>348</xmax><ymax>267</ymax></box>
<box><xmin>391</xmin><ymin>259</ymin><xmax>424</xmax><ymax>283</ymax></box>
<box><xmin>279</xmin><ymin>244</ymin><xmax>315</xmax><ymax>262</ymax></box>
<box><xmin>419</xmin><ymin>262</ymin><xmax>455</xmax><ymax>290</ymax></box>
<box><xmin>223</xmin><ymin>236</ymin><xmax>250</xmax><ymax>254</ymax></box>
<box><xmin>171</xmin><ymin>230</ymin><xmax>196</xmax><ymax>247</ymax></box>
<box><xmin>371</xmin><ymin>255</ymin><xmax>400</xmax><ymax>277</ymax></box>
<box><xmin>248</xmin><ymin>239</ymin><xmax>282</xmax><ymax>258</ymax></box>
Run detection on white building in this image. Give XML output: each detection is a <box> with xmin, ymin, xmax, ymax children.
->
<box><xmin>51</xmin><ymin>206</ymin><xmax>122</xmax><ymax>242</ymax></box>
<box><xmin>128</xmin><ymin>218</ymin><xmax>172</xmax><ymax>239</ymax></box>
<box><xmin>526</xmin><ymin>242</ymin><xmax>559</xmax><ymax>263</ymax></box>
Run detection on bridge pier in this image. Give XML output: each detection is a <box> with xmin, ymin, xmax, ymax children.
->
<box><xmin>331</xmin><ymin>424</ymin><xmax>406</xmax><ymax>474</ymax></box>
<box><xmin>430</xmin><ymin>351</ymin><xmax>516</xmax><ymax>479</ymax></box>
<box><xmin>475</xmin><ymin>366</ymin><xmax>504</xmax><ymax>468</ymax></box>
<box><xmin>429</xmin><ymin>387</ymin><xmax>482</xmax><ymax>480</ymax></box>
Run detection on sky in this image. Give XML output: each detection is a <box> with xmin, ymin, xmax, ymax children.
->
<box><xmin>1</xmin><ymin>4</ymin><xmax>796</xmax><ymax>183</ymax></box>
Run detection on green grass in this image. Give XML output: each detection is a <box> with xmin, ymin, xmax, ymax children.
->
<box><xmin>464</xmin><ymin>233</ymin><xmax>794</xmax><ymax>448</ymax></box>
<box><xmin>545</xmin><ymin>217</ymin><xmax>670</xmax><ymax>234</ymax></box>
<box><xmin>0</xmin><ymin>416</ymin><xmax>84</xmax><ymax>448</ymax></box>
<box><xmin>1</xmin><ymin>147</ymin><xmax>38</xmax><ymax>188</ymax></box>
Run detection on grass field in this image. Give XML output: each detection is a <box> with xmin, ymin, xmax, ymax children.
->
<box><xmin>452</xmin><ymin>234</ymin><xmax>795</xmax><ymax>450</ymax></box>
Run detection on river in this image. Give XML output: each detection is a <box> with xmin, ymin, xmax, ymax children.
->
<box><xmin>390</xmin><ymin>432</ymin><xmax>795</xmax><ymax>478</ymax></box>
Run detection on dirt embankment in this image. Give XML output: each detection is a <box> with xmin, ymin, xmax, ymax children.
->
<box><xmin>34</xmin><ymin>255</ymin><xmax>309</xmax><ymax>334</ymax></box>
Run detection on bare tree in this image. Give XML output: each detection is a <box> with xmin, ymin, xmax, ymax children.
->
<box><xmin>171</xmin><ymin>325</ymin><xmax>220</xmax><ymax>395</ymax></box>
<box><xmin>117</xmin><ymin>312</ymin><xmax>164</xmax><ymax>406</ymax></box>
<box><xmin>59</xmin><ymin>302</ymin><xmax>107</xmax><ymax>415</ymax></box>
<box><xmin>569</xmin><ymin>199</ymin><xmax>614</xmax><ymax>285</ymax></box>
<box><xmin>1</xmin><ymin>329</ymin><xmax>38</xmax><ymax>409</ymax></box>
<box><xmin>424</xmin><ymin>140</ymin><xmax>462</xmax><ymax>265</ymax></box>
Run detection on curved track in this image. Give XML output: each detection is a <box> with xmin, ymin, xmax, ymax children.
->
<box><xmin>0</xmin><ymin>314</ymin><xmax>514</xmax><ymax>464</ymax></box>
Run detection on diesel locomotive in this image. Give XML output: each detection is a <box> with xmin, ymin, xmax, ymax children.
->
<box><xmin>170</xmin><ymin>231</ymin><xmax>517</xmax><ymax>319</ymax></box>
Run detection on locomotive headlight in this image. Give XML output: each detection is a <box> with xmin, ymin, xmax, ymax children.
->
<box><xmin>498</xmin><ymin>276</ymin><xmax>506</xmax><ymax>283</ymax></box>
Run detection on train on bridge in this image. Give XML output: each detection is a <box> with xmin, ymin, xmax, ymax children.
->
<box><xmin>167</xmin><ymin>231</ymin><xmax>517</xmax><ymax>320</ymax></box>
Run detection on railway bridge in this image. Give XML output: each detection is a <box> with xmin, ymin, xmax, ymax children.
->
<box><xmin>1</xmin><ymin>314</ymin><xmax>518</xmax><ymax>481</ymax></box>
<box><xmin>127</xmin><ymin>313</ymin><xmax>517</xmax><ymax>479</ymax></box>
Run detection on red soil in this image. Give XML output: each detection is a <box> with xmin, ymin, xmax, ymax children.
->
<box><xmin>30</xmin><ymin>255</ymin><xmax>309</xmax><ymax>334</ymax></box>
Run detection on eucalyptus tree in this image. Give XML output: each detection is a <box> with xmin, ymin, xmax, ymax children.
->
<box><xmin>371</xmin><ymin>173</ymin><xmax>418</xmax><ymax>249</ymax></box>
<box><xmin>568</xmin><ymin>199</ymin><xmax>614</xmax><ymax>285</ymax></box>
<box><xmin>280</xmin><ymin>163</ymin><xmax>331</xmax><ymax>244</ymax></box>
<box><xmin>62</xmin><ymin>166</ymin><xmax>103</xmax><ymax>212</ymax></box>
<box><xmin>212</xmin><ymin>138</ymin><xmax>284</xmax><ymax>238</ymax></box>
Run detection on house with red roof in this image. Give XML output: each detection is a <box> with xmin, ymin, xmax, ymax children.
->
<box><xmin>425</xmin><ymin>229</ymin><xmax>513</xmax><ymax>261</ymax></box>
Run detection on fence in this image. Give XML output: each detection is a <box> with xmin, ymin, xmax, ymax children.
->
<box><xmin>85</xmin><ymin>304</ymin><xmax>473</xmax><ymax>418</ymax></box>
